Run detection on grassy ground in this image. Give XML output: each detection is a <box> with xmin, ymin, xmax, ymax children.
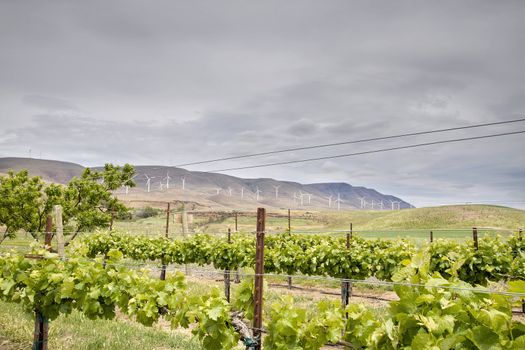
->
<box><xmin>0</xmin><ymin>301</ymin><xmax>203</xmax><ymax>350</ymax></box>
<box><xmin>112</xmin><ymin>204</ymin><xmax>524</xmax><ymax>242</ymax></box>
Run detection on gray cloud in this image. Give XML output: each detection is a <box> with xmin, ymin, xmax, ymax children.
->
<box><xmin>0</xmin><ymin>0</ymin><xmax>524</xmax><ymax>208</ymax></box>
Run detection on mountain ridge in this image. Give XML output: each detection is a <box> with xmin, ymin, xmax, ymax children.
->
<box><xmin>0</xmin><ymin>157</ymin><xmax>412</xmax><ymax>210</ymax></box>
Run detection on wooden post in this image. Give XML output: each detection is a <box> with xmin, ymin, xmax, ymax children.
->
<box><xmin>235</xmin><ymin>212</ymin><xmax>238</xmax><ymax>232</ymax></box>
<box><xmin>54</xmin><ymin>205</ymin><xmax>65</xmax><ymax>258</ymax></box>
<box><xmin>34</xmin><ymin>216</ymin><xmax>52</xmax><ymax>350</ymax></box>
<box><xmin>225</xmin><ymin>228</ymin><xmax>232</xmax><ymax>302</ymax></box>
<box><xmin>165</xmin><ymin>202</ymin><xmax>171</xmax><ymax>238</ymax></box>
<box><xmin>182</xmin><ymin>204</ymin><xmax>189</xmax><ymax>237</ymax></box>
<box><xmin>44</xmin><ymin>216</ymin><xmax>52</xmax><ymax>249</ymax></box>
<box><xmin>430</xmin><ymin>230</ymin><xmax>433</xmax><ymax>243</ymax></box>
<box><xmin>341</xmin><ymin>223</ymin><xmax>352</xmax><ymax>312</ymax></box>
<box><xmin>473</xmin><ymin>227</ymin><xmax>478</xmax><ymax>250</ymax></box>
<box><xmin>253</xmin><ymin>208</ymin><xmax>266</xmax><ymax>350</ymax></box>
<box><xmin>519</xmin><ymin>227</ymin><xmax>523</xmax><ymax>241</ymax></box>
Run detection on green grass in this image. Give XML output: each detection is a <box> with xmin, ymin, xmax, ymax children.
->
<box><xmin>0</xmin><ymin>300</ymin><xmax>203</xmax><ymax>350</ymax></box>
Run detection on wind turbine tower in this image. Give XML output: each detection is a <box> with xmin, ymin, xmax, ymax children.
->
<box><xmin>273</xmin><ymin>185</ymin><xmax>280</xmax><ymax>199</ymax></box>
<box><xmin>163</xmin><ymin>171</ymin><xmax>171</xmax><ymax>189</ymax></box>
<box><xmin>335</xmin><ymin>193</ymin><xmax>343</xmax><ymax>211</ymax></box>
<box><xmin>255</xmin><ymin>187</ymin><xmax>262</xmax><ymax>201</ymax></box>
<box><xmin>358</xmin><ymin>197</ymin><xmax>365</xmax><ymax>209</ymax></box>
<box><xmin>228</xmin><ymin>187</ymin><xmax>233</xmax><ymax>197</ymax></box>
<box><xmin>144</xmin><ymin>174</ymin><xmax>155</xmax><ymax>193</ymax></box>
<box><xmin>215</xmin><ymin>188</ymin><xmax>222</xmax><ymax>195</ymax></box>
<box><xmin>181</xmin><ymin>177</ymin><xmax>186</xmax><ymax>190</ymax></box>
<box><xmin>327</xmin><ymin>195</ymin><xmax>333</xmax><ymax>208</ymax></box>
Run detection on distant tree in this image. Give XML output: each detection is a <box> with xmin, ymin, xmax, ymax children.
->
<box><xmin>0</xmin><ymin>164</ymin><xmax>136</xmax><ymax>244</ymax></box>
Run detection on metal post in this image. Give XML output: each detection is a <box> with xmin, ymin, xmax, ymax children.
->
<box><xmin>235</xmin><ymin>212</ymin><xmax>238</xmax><ymax>232</ymax></box>
<box><xmin>225</xmin><ymin>228</ymin><xmax>232</xmax><ymax>302</ymax></box>
<box><xmin>430</xmin><ymin>230</ymin><xmax>433</xmax><ymax>243</ymax></box>
<box><xmin>44</xmin><ymin>216</ymin><xmax>52</xmax><ymax>249</ymax></box>
<box><xmin>473</xmin><ymin>227</ymin><xmax>478</xmax><ymax>250</ymax></box>
<box><xmin>253</xmin><ymin>208</ymin><xmax>266</xmax><ymax>350</ymax></box>
<box><xmin>160</xmin><ymin>263</ymin><xmax>167</xmax><ymax>280</ymax></box>
<box><xmin>165</xmin><ymin>202</ymin><xmax>171</xmax><ymax>238</ymax></box>
<box><xmin>288</xmin><ymin>209</ymin><xmax>291</xmax><ymax>235</ymax></box>
<box><xmin>341</xmin><ymin>223</ymin><xmax>352</xmax><ymax>311</ymax></box>
<box><xmin>34</xmin><ymin>216</ymin><xmax>52</xmax><ymax>350</ymax></box>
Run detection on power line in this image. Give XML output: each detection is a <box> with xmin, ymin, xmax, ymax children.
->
<box><xmin>176</xmin><ymin>117</ymin><xmax>525</xmax><ymax>167</ymax></box>
<box><xmin>206</xmin><ymin>130</ymin><xmax>525</xmax><ymax>172</ymax></box>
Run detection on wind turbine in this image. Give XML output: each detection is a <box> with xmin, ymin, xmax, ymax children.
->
<box><xmin>371</xmin><ymin>200</ymin><xmax>375</xmax><ymax>210</ymax></box>
<box><xmin>124</xmin><ymin>175</ymin><xmax>137</xmax><ymax>195</ymax></box>
<box><xmin>181</xmin><ymin>177</ymin><xmax>186</xmax><ymax>190</ymax></box>
<box><xmin>228</xmin><ymin>187</ymin><xmax>233</xmax><ymax>197</ymax></box>
<box><xmin>358</xmin><ymin>197</ymin><xmax>365</xmax><ymax>209</ymax></box>
<box><xmin>293</xmin><ymin>192</ymin><xmax>298</xmax><ymax>206</ymax></box>
<box><xmin>298</xmin><ymin>191</ymin><xmax>304</xmax><ymax>206</ymax></box>
<box><xmin>255</xmin><ymin>187</ymin><xmax>262</xmax><ymax>201</ymax></box>
<box><xmin>240</xmin><ymin>187</ymin><xmax>244</xmax><ymax>200</ymax></box>
<box><xmin>159</xmin><ymin>181</ymin><xmax>164</xmax><ymax>191</ymax></box>
<box><xmin>163</xmin><ymin>171</ymin><xmax>171</xmax><ymax>189</ymax></box>
<box><xmin>335</xmin><ymin>193</ymin><xmax>343</xmax><ymax>211</ymax></box>
<box><xmin>215</xmin><ymin>188</ymin><xmax>222</xmax><ymax>195</ymax></box>
<box><xmin>390</xmin><ymin>200</ymin><xmax>399</xmax><ymax>210</ymax></box>
<box><xmin>305</xmin><ymin>193</ymin><xmax>312</xmax><ymax>204</ymax></box>
<box><xmin>327</xmin><ymin>195</ymin><xmax>333</xmax><ymax>208</ymax></box>
<box><xmin>144</xmin><ymin>174</ymin><xmax>155</xmax><ymax>193</ymax></box>
<box><xmin>272</xmin><ymin>185</ymin><xmax>280</xmax><ymax>199</ymax></box>
<box><xmin>379</xmin><ymin>200</ymin><xmax>384</xmax><ymax>210</ymax></box>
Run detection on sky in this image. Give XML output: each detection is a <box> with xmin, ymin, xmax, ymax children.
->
<box><xmin>0</xmin><ymin>0</ymin><xmax>524</xmax><ymax>208</ymax></box>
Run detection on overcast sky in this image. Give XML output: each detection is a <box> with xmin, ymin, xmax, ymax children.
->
<box><xmin>1</xmin><ymin>0</ymin><xmax>524</xmax><ymax>207</ymax></box>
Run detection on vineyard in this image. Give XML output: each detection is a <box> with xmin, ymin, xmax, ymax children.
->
<box><xmin>2</xmin><ymin>212</ymin><xmax>525</xmax><ymax>349</ymax></box>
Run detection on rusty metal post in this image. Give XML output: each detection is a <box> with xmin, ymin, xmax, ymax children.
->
<box><xmin>341</xmin><ymin>223</ymin><xmax>352</xmax><ymax>311</ymax></box>
<box><xmin>34</xmin><ymin>216</ymin><xmax>52</xmax><ymax>350</ymax></box>
<box><xmin>225</xmin><ymin>228</ymin><xmax>232</xmax><ymax>302</ymax></box>
<box><xmin>253</xmin><ymin>208</ymin><xmax>266</xmax><ymax>350</ymax></box>
<box><xmin>288</xmin><ymin>209</ymin><xmax>291</xmax><ymax>235</ymax></box>
<box><xmin>165</xmin><ymin>202</ymin><xmax>171</xmax><ymax>238</ymax></box>
<box><xmin>430</xmin><ymin>230</ymin><xmax>434</xmax><ymax>243</ymax></box>
<box><xmin>473</xmin><ymin>227</ymin><xmax>478</xmax><ymax>250</ymax></box>
<box><xmin>44</xmin><ymin>215</ymin><xmax>52</xmax><ymax>249</ymax></box>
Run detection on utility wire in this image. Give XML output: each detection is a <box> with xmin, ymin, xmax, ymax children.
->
<box><xmin>176</xmin><ymin>117</ymin><xmax>525</xmax><ymax>167</ymax></box>
<box><xmin>206</xmin><ymin>130</ymin><xmax>525</xmax><ymax>172</ymax></box>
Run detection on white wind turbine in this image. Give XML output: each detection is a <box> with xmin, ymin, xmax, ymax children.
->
<box><xmin>228</xmin><ymin>187</ymin><xmax>233</xmax><ymax>197</ymax></box>
<box><xmin>389</xmin><ymin>200</ymin><xmax>400</xmax><ymax>210</ymax></box>
<box><xmin>215</xmin><ymin>188</ymin><xmax>222</xmax><ymax>195</ymax></box>
<box><xmin>240</xmin><ymin>187</ymin><xmax>244</xmax><ymax>200</ymax></box>
<box><xmin>163</xmin><ymin>171</ymin><xmax>171</xmax><ymax>189</ymax></box>
<box><xmin>327</xmin><ymin>194</ymin><xmax>333</xmax><ymax>208</ymax></box>
<box><xmin>272</xmin><ymin>185</ymin><xmax>280</xmax><ymax>199</ymax></box>
<box><xmin>255</xmin><ymin>187</ymin><xmax>262</xmax><ymax>201</ymax></box>
<box><xmin>380</xmin><ymin>200</ymin><xmax>384</xmax><ymax>210</ymax></box>
<box><xmin>181</xmin><ymin>177</ymin><xmax>186</xmax><ymax>190</ymax></box>
<box><xmin>124</xmin><ymin>175</ymin><xmax>137</xmax><ymax>195</ymax></box>
<box><xmin>159</xmin><ymin>181</ymin><xmax>164</xmax><ymax>191</ymax></box>
<box><xmin>298</xmin><ymin>191</ymin><xmax>305</xmax><ymax>206</ymax></box>
<box><xmin>305</xmin><ymin>193</ymin><xmax>312</xmax><ymax>204</ymax></box>
<box><xmin>144</xmin><ymin>174</ymin><xmax>155</xmax><ymax>193</ymax></box>
<box><xmin>371</xmin><ymin>200</ymin><xmax>375</xmax><ymax>210</ymax></box>
<box><xmin>335</xmin><ymin>193</ymin><xmax>343</xmax><ymax>211</ymax></box>
<box><xmin>293</xmin><ymin>192</ymin><xmax>298</xmax><ymax>206</ymax></box>
<box><xmin>358</xmin><ymin>197</ymin><xmax>365</xmax><ymax>209</ymax></box>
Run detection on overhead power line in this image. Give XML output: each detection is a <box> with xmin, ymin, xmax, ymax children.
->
<box><xmin>206</xmin><ymin>130</ymin><xmax>525</xmax><ymax>172</ymax></box>
<box><xmin>175</xmin><ymin>117</ymin><xmax>525</xmax><ymax>167</ymax></box>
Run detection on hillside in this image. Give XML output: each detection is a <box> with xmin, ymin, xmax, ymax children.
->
<box><xmin>0</xmin><ymin>157</ymin><xmax>84</xmax><ymax>184</ymax></box>
<box><xmin>0</xmin><ymin>157</ymin><xmax>411</xmax><ymax>210</ymax></box>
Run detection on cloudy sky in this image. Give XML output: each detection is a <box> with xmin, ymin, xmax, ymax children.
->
<box><xmin>1</xmin><ymin>0</ymin><xmax>524</xmax><ymax>207</ymax></box>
